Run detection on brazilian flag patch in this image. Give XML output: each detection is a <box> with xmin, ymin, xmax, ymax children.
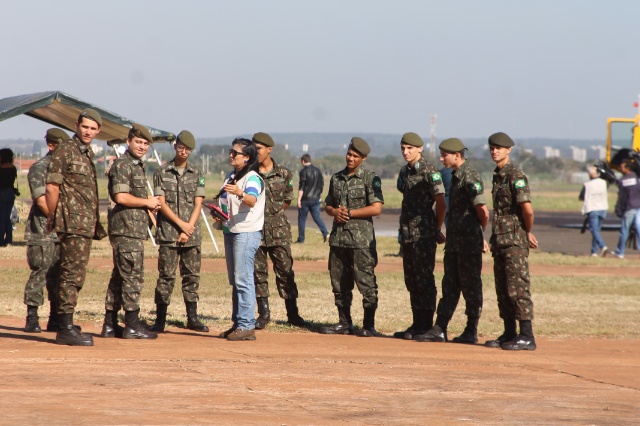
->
<box><xmin>288</xmin><ymin>179</ymin><xmax>293</xmax><ymax>187</ymax></box>
<box><xmin>472</xmin><ymin>182</ymin><xmax>482</xmax><ymax>193</ymax></box>
<box><xmin>431</xmin><ymin>172</ymin><xmax>442</xmax><ymax>182</ymax></box>
<box><xmin>372</xmin><ymin>176</ymin><xmax>382</xmax><ymax>189</ymax></box>
<box><xmin>198</xmin><ymin>177</ymin><xmax>205</xmax><ymax>187</ymax></box>
<box><xmin>514</xmin><ymin>179</ymin><xmax>526</xmax><ymax>188</ymax></box>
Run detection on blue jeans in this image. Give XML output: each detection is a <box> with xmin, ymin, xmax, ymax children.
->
<box><xmin>0</xmin><ymin>188</ymin><xmax>15</xmax><ymax>246</ymax></box>
<box><xmin>615</xmin><ymin>208</ymin><xmax>639</xmax><ymax>255</ymax></box>
<box><xmin>587</xmin><ymin>210</ymin><xmax>607</xmax><ymax>254</ymax></box>
<box><xmin>224</xmin><ymin>231</ymin><xmax>262</xmax><ymax>330</ymax></box>
<box><xmin>297</xmin><ymin>200</ymin><xmax>328</xmax><ymax>242</ymax></box>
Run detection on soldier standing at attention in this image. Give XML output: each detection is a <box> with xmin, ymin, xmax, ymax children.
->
<box><xmin>416</xmin><ymin>138</ymin><xmax>489</xmax><ymax>344</ymax></box>
<box><xmin>46</xmin><ymin>109</ymin><xmax>107</xmax><ymax>346</ymax></box>
<box><xmin>320</xmin><ymin>137</ymin><xmax>383</xmax><ymax>337</ymax></box>
<box><xmin>23</xmin><ymin>128</ymin><xmax>67</xmax><ymax>333</ymax></box>
<box><xmin>485</xmin><ymin>132</ymin><xmax>539</xmax><ymax>351</ymax></box>
<box><xmin>393</xmin><ymin>132</ymin><xmax>447</xmax><ymax>340</ymax></box>
<box><xmin>252</xmin><ymin>132</ymin><xmax>306</xmax><ymax>329</ymax></box>
<box><xmin>150</xmin><ymin>131</ymin><xmax>208</xmax><ymax>333</ymax></box>
<box><xmin>101</xmin><ymin>124</ymin><xmax>160</xmax><ymax>340</ymax></box>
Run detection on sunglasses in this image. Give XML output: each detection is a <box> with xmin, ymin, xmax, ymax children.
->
<box><xmin>229</xmin><ymin>149</ymin><xmax>245</xmax><ymax>158</ymax></box>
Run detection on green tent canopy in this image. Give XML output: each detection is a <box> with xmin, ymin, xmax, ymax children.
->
<box><xmin>0</xmin><ymin>91</ymin><xmax>175</xmax><ymax>143</ymax></box>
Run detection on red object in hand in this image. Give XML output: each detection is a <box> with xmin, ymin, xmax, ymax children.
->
<box><xmin>204</xmin><ymin>203</ymin><xmax>229</xmax><ymax>221</ymax></box>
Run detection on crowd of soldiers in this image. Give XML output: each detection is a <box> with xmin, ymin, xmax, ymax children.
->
<box><xmin>21</xmin><ymin>108</ymin><xmax>538</xmax><ymax>350</ymax></box>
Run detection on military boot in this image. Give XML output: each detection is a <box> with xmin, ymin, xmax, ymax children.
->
<box><xmin>356</xmin><ymin>307</ymin><xmax>378</xmax><ymax>337</ymax></box>
<box><xmin>501</xmin><ymin>320</ymin><xmax>536</xmax><ymax>351</ymax></box>
<box><xmin>101</xmin><ymin>310</ymin><xmax>124</xmax><ymax>338</ymax></box>
<box><xmin>285</xmin><ymin>299</ymin><xmax>306</xmax><ymax>327</ymax></box>
<box><xmin>485</xmin><ymin>318</ymin><xmax>517</xmax><ymax>348</ymax></box>
<box><xmin>150</xmin><ymin>303</ymin><xmax>168</xmax><ymax>333</ymax></box>
<box><xmin>24</xmin><ymin>306</ymin><xmax>41</xmax><ymax>333</ymax></box>
<box><xmin>46</xmin><ymin>300</ymin><xmax>59</xmax><ymax>331</ymax></box>
<box><xmin>55</xmin><ymin>314</ymin><xmax>93</xmax><ymax>346</ymax></box>
<box><xmin>414</xmin><ymin>317</ymin><xmax>448</xmax><ymax>342</ymax></box>
<box><xmin>452</xmin><ymin>317</ymin><xmax>479</xmax><ymax>344</ymax></box>
<box><xmin>393</xmin><ymin>308</ymin><xmax>424</xmax><ymax>340</ymax></box>
<box><xmin>186</xmin><ymin>301</ymin><xmax>209</xmax><ymax>332</ymax></box>
<box><xmin>255</xmin><ymin>297</ymin><xmax>271</xmax><ymax>330</ymax></box>
<box><xmin>320</xmin><ymin>306</ymin><xmax>354</xmax><ymax>335</ymax></box>
<box><xmin>123</xmin><ymin>310</ymin><xmax>158</xmax><ymax>339</ymax></box>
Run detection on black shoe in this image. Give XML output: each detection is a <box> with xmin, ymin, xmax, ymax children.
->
<box><xmin>414</xmin><ymin>325</ymin><xmax>447</xmax><ymax>342</ymax></box>
<box><xmin>101</xmin><ymin>322</ymin><xmax>124</xmax><ymax>338</ymax></box>
<box><xmin>451</xmin><ymin>317</ymin><xmax>478</xmax><ymax>344</ymax></box>
<box><xmin>255</xmin><ymin>297</ymin><xmax>270</xmax><ymax>330</ymax></box>
<box><xmin>501</xmin><ymin>336</ymin><xmax>537</xmax><ymax>351</ymax></box>
<box><xmin>294</xmin><ymin>240</ymin><xmax>304</xmax><ymax>244</ymax></box>
<box><xmin>150</xmin><ymin>303</ymin><xmax>168</xmax><ymax>333</ymax></box>
<box><xmin>186</xmin><ymin>302</ymin><xmax>209</xmax><ymax>332</ymax></box>
<box><xmin>123</xmin><ymin>310</ymin><xmax>158</xmax><ymax>339</ymax></box>
<box><xmin>285</xmin><ymin>299</ymin><xmax>307</xmax><ymax>327</ymax></box>
<box><xmin>319</xmin><ymin>323</ymin><xmax>354</xmax><ymax>335</ymax></box>
<box><xmin>25</xmin><ymin>306</ymin><xmax>41</xmax><ymax>333</ymax></box>
<box><xmin>55</xmin><ymin>314</ymin><xmax>93</xmax><ymax>346</ymax></box>
<box><xmin>356</xmin><ymin>327</ymin><xmax>378</xmax><ymax>337</ymax></box>
<box><xmin>485</xmin><ymin>332</ymin><xmax>518</xmax><ymax>348</ymax></box>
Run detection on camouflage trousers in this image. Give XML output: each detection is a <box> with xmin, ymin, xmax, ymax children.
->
<box><xmin>24</xmin><ymin>241</ymin><xmax>61</xmax><ymax>307</ymax></box>
<box><xmin>402</xmin><ymin>240</ymin><xmax>437</xmax><ymax>312</ymax></box>
<box><xmin>493</xmin><ymin>250</ymin><xmax>533</xmax><ymax>321</ymax></box>
<box><xmin>254</xmin><ymin>244</ymin><xmax>298</xmax><ymax>299</ymax></box>
<box><xmin>436</xmin><ymin>251</ymin><xmax>483</xmax><ymax>321</ymax></box>
<box><xmin>154</xmin><ymin>245</ymin><xmax>201</xmax><ymax>305</ymax></box>
<box><xmin>328</xmin><ymin>246</ymin><xmax>378</xmax><ymax>309</ymax></box>
<box><xmin>105</xmin><ymin>236</ymin><xmax>144</xmax><ymax>312</ymax></box>
<box><xmin>57</xmin><ymin>234</ymin><xmax>92</xmax><ymax>314</ymax></box>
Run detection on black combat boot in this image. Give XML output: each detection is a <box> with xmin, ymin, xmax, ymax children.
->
<box><xmin>123</xmin><ymin>310</ymin><xmax>158</xmax><ymax>339</ymax></box>
<box><xmin>285</xmin><ymin>298</ymin><xmax>306</xmax><ymax>327</ymax></box>
<box><xmin>46</xmin><ymin>300</ymin><xmax>61</xmax><ymax>332</ymax></box>
<box><xmin>186</xmin><ymin>301</ymin><xmax>209</xmax><ymax>332</ymax></box>
<box><xmin>356</xmin><ymin>307</ymin><xmax>378</xmax><ymax>337</ymax></box>
<box><xmin>101</xmin><ymin>310</ymin><xmax>124</xmax><ymax>338</ymax></box>
<box><xmin>25</xmin><ymin>306</ymin><xmax>41</xmax><ymax>333</ymax></box>
<box><xmin>414</xmin><ymin>317</ymin><xmax>448</xmax><ymax>342</ymax></box>
<box><xmin>255</xmin><ymin>297</ymin><xmax>271</xmax><ymax>330</ymax></box>
<box><xmin>452</xmin><ymin>317</ymin><xmax>479</xmax><ymax>344</ymax></box>
<box><xmin>501</xmin><ymin>320</ymin><xmax>536</xmax><ymax>351</ymax></box>
<box><xmin>55</xmin><ymin>313</ymin><xmax>93</xmax><ymax>346</ymax></box>
<box><xmin>485</xmin><ymin>318</ymin><xmax>517</xmax><ymax>348</ymax></box>
<box><xmin>320</xmin><ymin>306</ymin><xmax>354</xmax><ymax>335</ymax></box>
<box><xmin>150</xmin><ymin>303</ymin><xmax>168</xmax><ymax>333</ymax></box>
<box><xmin>393</xmin><ymin>308</ymin><xmax>425</xmax><ymax>340</ymax></box>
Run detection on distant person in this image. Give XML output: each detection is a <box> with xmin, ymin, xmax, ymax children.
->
<box><xmin>0</xmin><ymin>147</ymin><xmax>18</xmax><ymax>247</ymax></box>
<box><xmin>320</xmin><ymin>137</ymin><xmax>383</xmax><ymax>337</ymax></box>
<box><xmin>579</xmin><ymin>165</ymin><xmax>609</xmax><ymax>257</ymax></box>
<box><xmin>296</xmin><ymin>154</ymin><xmax>329</xmax><ymax>243</ymax></box>
<box><xmin>23</xmin><ymin>129</ymin><xmax>67</xmax><ymax>333</ymax></box>
<box><xmin>611</xmin><ymin>158</ymin><xmax>640</xmax><ymax>258</ymax></box>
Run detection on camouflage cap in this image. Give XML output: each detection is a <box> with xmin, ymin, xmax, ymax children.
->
<box><xmin>177</xmin><ymin>130</ymin><xmax>196</xmax><ymax>149</ymax></box>
<box><xmin>129</xmin><ymin>123</ymin><xmax>153</xmax><ymax>143</ymax></box>
<box><xmin>79</xmin><ymin>108</ymin><xmax>102</xmax><ymax>127</ymax></box>
<box><xmin>252</xmin><ymin>132</ymin><xmax>275</xmax><ymax>147</ymax></box>
<box><xmin>488</xmin><ymin>132</ymin><xmax>515</xmax><ymax>148</ymax></box>
<box><xmin>401</xmin><ymin>132</ymin><xmax>423</xmax><ymax>147</ymax></box>
<box><xmin>349</xmin><ymin>137</ymin><xmax>370</xmax><ymax>156</ymax></box>
<box><xmin>45</xmin><ymin>128</ymin><xmax>68</xmax><ymax>144</ymax></box>
<box><xmin>439</xmin><ymin>138</ymin><xmax>466</xmax><ymax>154</ymax></box>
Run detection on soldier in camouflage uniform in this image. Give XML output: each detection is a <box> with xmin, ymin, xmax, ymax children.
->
<box><xmin>150</xmin><ymin>131</ymin><xmax>208</xmax><ymax>333</ymax></box>
<box><xmin>251</xmin><ymin>132</ymin><xmax>306</xmax><ymax>329</ymax></box>
<box><xmin>393</xmin><ymin>132</ymin><xmax>447</xmax><ymax>340</ymax></box>
<box><xmin>485</xmin><ymin>132</ymin><xmax>539</xmax><ymax>351</ymax></box>
<box><xmin>102</xmin><ymin>124</ymin><xmax>160</xmax><ymax>340</ymax></box>
<box><xmin>416</xmin><ymin>138</ymin><xmax>489</xmax><ymax>344</ymax></box>
<box><xmin>46</xmin><ymin>109</ymin><xmax>107</xmax><ymax>346</ymax></box>
<box><xmin>23</xmin><ymin>128</ymin><xmax>67</xmax><ymax>333</ymax></box>
<box><xmin>320</xmin><ymin>137</ymin><xmax>384</xmax><ymax>337</ymax></box>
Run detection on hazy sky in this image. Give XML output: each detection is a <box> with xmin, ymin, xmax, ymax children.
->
<box><xmin>2</xmin><ymin>1</ymin><xmax>639</xmax><ymax>141</ymax></box>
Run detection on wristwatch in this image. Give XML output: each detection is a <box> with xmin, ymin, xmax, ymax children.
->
<box><xmin>238</xmin><ymin>192</ymin><xmax>245</xmax><ymax>201</ymax></box>
<box><xmin>347</xmin><ymin>209</ymin><xmax>352</xmax><ymax>219</ymax></box>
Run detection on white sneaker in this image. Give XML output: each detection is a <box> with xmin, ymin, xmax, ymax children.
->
<box><xmin>599</xmin><ymin>246</ymin><xmax>608</xmax><ymax>257</ymax></box>
<box><xmin>611</xmin><ymin>250</ymin><xmax>624</xmax><ymax>259</ymax></box>
<box><xmin>590</xmin><ymin>253</ymin><xmax>598</xmax><ymax>257</ymax></box>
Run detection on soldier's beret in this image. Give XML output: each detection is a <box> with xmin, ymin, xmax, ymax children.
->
<box><xmin>488</xmin><ymin>132</ymin><xmax>515</xmax><ymax>148</ymax></box>
<box><xmin>349</xmin><ymin>137</ymin><xmax>370</xmax><ymax>156</ymax></box>
<box><xmin>252</xmin><ymin>132</ymin><xmax>275</xmax><ymax>147</ymax></box>
<box><xmin>79</xmin><ymin>108</ymin><xmax>102</xmax><ymax>127</ymax></box>
<box><xmin>45</xmin><ymin>128</ymin><xmax>68</xmax><ymax>144</ymax></box>
<box><xmin>401</xmin><ymin>132</ymin><xmax>423</xmax><ymax>147</ymax></box>
<box><xmin>439</xmin><ymin>138</ymin><xmax>466</xmax><ymax>154</ymax></box>
<box><xmin>129</xmin><ymin>123</ymin><xmax>153</xmax><ymax>144</ymax></box>
<box><xmin>177</xmin><ymin>130</ymin><xmax>196</xmax><ymax>149</ymax></box>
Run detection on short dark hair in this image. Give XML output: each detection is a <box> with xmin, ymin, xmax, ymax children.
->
<box><xmin>621</xmin><ymin>158</ymin><xmax>635</xmax><ymax>171</ymax></box>
<box><xmin>0</xmin><ymin>148</ymin><xmax>14</xmax><ymax>164</ymax></box>
<box><xmin>301</xmin><ymin>154</ymin><xmax>311</xmax><ymax>163</ymax></box>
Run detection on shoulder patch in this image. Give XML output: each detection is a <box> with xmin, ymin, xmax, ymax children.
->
<box><xmin>288</xmin><ymin>179</ymin><xmax>293</xmax><ymax>187</ymax></box>
<box><xmin>431</xmin><ymin>172</ymin><xmax>442</xmax><ymax>182</ymax></box>
<box><xmin>514</xmin><ymin>179</ymin><xmax>526</xmax><ymax>189</ymax></box>
<box><xmin>472</xmin><ymin>182</ymin><xmax>482</xmax><ymax>192</ymax></box>
<box><xmin>372</xmin><ymin>176</ymin><xmax>382</xmax><ymax>189</ymax></box>
<box><xmin>198</xmin><ymin>177</ymin><xmax>205</xmax><ymax>187</ymax></box>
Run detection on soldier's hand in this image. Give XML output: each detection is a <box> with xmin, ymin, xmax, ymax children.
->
<box><xmin>528</xmin><ymin>232</ymin><xmax>539</xmax><ymax>249</ymax></box>
<box><xmin>147</xmin><ymin>196</ymin><xmax>161</xmax><ymax>212</ymax></box>
<box><xmin>177</xmin><ymin>232</ymin><xmax>189</xmax><ymax>244</ymax></box>
<box><xmin>436</xmin><ymin>230</ymin><xmax>446</xmax><ymax>244</ymax></box>
<box><xmin>180</xmin><ymin>221</ymin><xmax>195</xmax><ymax>236</ymax></box>
<box><xmin>482</xmin><ymin>239</ymin><xmax>489</xmax><ymax>253</ymax></box>
<box><xmin>334</xmin><ymin>206</ymin><xmax>350</xmax><ymax>223</ymax></box>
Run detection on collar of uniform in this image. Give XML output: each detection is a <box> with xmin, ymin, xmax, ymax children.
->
<box><xmin>494</xmin><ymin>160</ymin><xmax>514</xmax><ymax>176</ymax></box>
<box><xmin>166</xmin><ymin>159</ymin><xmax>192</xmax><ymax>173</ymax></box>
<box><xmin>339</xmin><ymin>166</ymin><xmax>365</xmax><ymax>180</ymax></box>
<box><xmin>453</xmin><ymin>161</ymin><xmax>469</xmax><ymax>177</ymax></box>
<box><xmin>260</xmin><ymin>159</ymin><xmax>283</xmax><ymax>178</ymax></box>
<box><xmin>408</xmin><ymin>156</ymin><xmax>426</xmax><ymax>172</ymax></box>
<box><xmin>72</xmin><ymin>135</ymin><xmax>93</xmax><ymax>158</ymax></box>
<box><xmin>124</xmin><ymin>149</ymin><xmax>144</xmax><ymax>167</ymax></box>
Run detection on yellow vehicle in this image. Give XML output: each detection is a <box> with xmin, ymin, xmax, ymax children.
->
<box><xmin>606</xmin><ymin>99</ymin><xmax>640</xmax><ymax>168</ymax></box>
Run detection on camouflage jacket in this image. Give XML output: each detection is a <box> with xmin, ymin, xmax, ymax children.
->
<box><xmin>153</xmin><ymin>159</ymin><xmax>205</xmax><ymax>247</ymax></box>
<box><xmin>445</xmin><ymin>161</ymin><xmax>486</xmax><ymax>253</ymax></box>
<box><xmin>25</xmin><ymin>153</ymin><xmax>59</xmax><ymax>244</ymax></box>
<box><xmin>108</xmin><ymin>150</ymin><xmax>149</xmax><ymax>240</ymax></box>
<box><xmin>325</xmin><ymin>166</ymin><xmax>384</xmax><ymax>248</ymax></box>
<box><xmin>47</xmin><ymin>135</ymin><xmax>101</xmax><ymax>238</ymax></box>
<box><xmin>490</xmin><ymin>161</ymin><xmax>531</xmax><ymax>253</ymax></box>
<box><xmin>399</xmin><ymin>157</ymin><xmax>445</xmax><ymax>244</ymax></box>
<box><xmin>259</xmin><ymin>159</ymin><xmax>294</xmax><ymax>247</ymax></box>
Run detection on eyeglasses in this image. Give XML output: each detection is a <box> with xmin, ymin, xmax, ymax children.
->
<box><xmin>176</xmin><ymin>145</ymin><xmax>192</xmax><ymax>152</ymax></box>
<box><xmin>229</xmin><ymin>149</ymin><xmax>245</xmax><ymax>158</ymax></box>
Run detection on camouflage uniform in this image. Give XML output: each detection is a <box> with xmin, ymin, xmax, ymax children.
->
<box><xmin>490</xmin><ymin>161</ymin><xmax>533</xmax><ymax>321</ymax></box>
<box><xmin>399</xmin><ymin>157</ymin><xmax>445</xmax><ymax>312</ymax></box>
<box><xmin>153</xmin><ymin>159</ymin><xmax>206</xmax><ymax>305</ymax></box>
<box><xmin>437</xmin><ymin>161</ymin><xmax>486</xmax><ymax>321</ymax></box>
<box><xmin>325</xmin><ymin>167</ymin><xmax>384</xmax><ymax>309</ymax></box>
<box><xmin>254</xmin><ymin>160</ymin><xmax>298</xmax><ymax>299</ymax></box>
<box><xmin>24</xmin><ymin>153</ymin><xmax>61</xmax><ymax>307</ymax></box>
<box><xmin>106</xmin><ymin>150</ymin><xmax>149</xmax><ymax>312</ymax></box>
<box><xmin>47</xmin><ymin>135</ymin><xmax>104</xmax><ymax>314</ymax></box>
